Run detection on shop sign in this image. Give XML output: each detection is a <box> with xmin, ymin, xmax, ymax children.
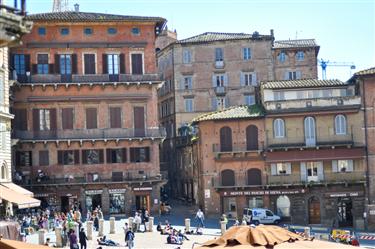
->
<box><xmin>85</xmin><ymin>190</ymin><xmax>103</xmax><ymax>195</ymax></box>
<box><xmin>109</xmin><ymin>189</ymin><xmax>126</xmax><ymax>194</ymax></box>
<box><xmin>325</xmin><ymin>191</ymin><xmax>363</xmax><ymax>198</ymax></box>
<box><xmin>222</xmin><ymin>189</ymin><xmax>306</xmax><ymax>197</ymax></box>
<box><xmin>133</xmin><ymin>187</ymin><xmax>152</xmax><ymax>191</ymax></box>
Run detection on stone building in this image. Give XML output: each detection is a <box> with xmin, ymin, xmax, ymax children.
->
<box><xmin>156</xmin><ymin>30</ymin><xmax>319</xmax><ymax>200</ymax></box>
<box><xmin>0</xmin><ymin>0</ymin><xmax>40</xmax><ymax>216</ymax></box>
<box><xmin>349</xmin><ymin>67</ymin><xmax>375</xmax><ymax>229</ymax></box>
<box><xmin>261</xmin><ymin>79</ymin><xmax>366</xmax><ymax>228</ymax></box>
<box><xmin>191</xmin><ymin>105</ymin><xmax>266</xmax><ymax>218</ymax></box>
<box><xmin>10</xmin><ymin>10</ymin><xmax>166</xmax><ymax>215</ymax></box>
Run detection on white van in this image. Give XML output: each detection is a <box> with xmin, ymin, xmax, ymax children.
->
<box><xmin>243</xmin><ymin>208</ymin><xmax>281</xmax><ymax>225</ymax></box>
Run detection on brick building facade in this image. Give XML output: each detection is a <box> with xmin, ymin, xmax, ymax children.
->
<box><xmin>10</xmin><ymin>10</ymin><xmax>166</xmax><ymax>215</ymax></box>
<box><xmin>156</xmin><ymin>29</ymin><xmax>319</xmax><ymax>201</ymax></box>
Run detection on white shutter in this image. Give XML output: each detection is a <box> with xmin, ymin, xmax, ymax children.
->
<box><xmin>332</xmin><ymin>160</ymin><xmax>338</xmax><ymax>173</ymax></box>
<box><xmin>212</xmin><ymin>98</ymin><xmax>218</xmax><ymax>111</ymax></box>
<box><xmin>271</xmin><ymin>164</ymin><xmax>277</xmax><ymax>176</ymax></box>
<box><xmin>212</xmin><ymin>75</ymin><xmax>216</xmax><ymax>87</ymax></box>
<box><xmin>347</xmin><ymin>160</ymin><xmax>354</xmax><ymax>172</ymax></box>
<box><xmin>296</xmin><ymin>71</ymin><xmax>302</xmax><ymax>79</ymax></box>
<box><xmin>284</xmin><ymin>72</ymin><xmax>290</xmax><ymax>80</ymax></box>
<box><xmin>224</xmin><ymin>74</ymin><xmax>229</xmax><ymax>86</ymax></box>
<box><xmin>317</xmin><ymin>162</ymin><xmax>324</xmax><ymax>181</ymax></box>
<box><xmin>180</xmin><ymin>77</ymin><xmax>185</xmax><ymax>90</ymax></box>
<box><xmin>240</xmin><ymin>72</ymin><xmax>245</xmax><ymax>86</ymax></box>
<box><xmin>300</xmin><ymin>162</ymin><xmax>306</xmax><ymax>182</ymax></box>
<box><xmin>188</xmin><ymin>77</ymin><xmax>193</xmax><ymax>89</ymax></box>
<box><xmin>286</xmin><ymin>163</ymin><xmax>292</xmax><ymax>175</ymax></box>
<box><xmin>252</xmin><ymin>73</ymin><xmax>257</xmax><ymax>86</ymax></box>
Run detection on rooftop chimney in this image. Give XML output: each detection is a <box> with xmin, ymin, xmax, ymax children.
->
<box><xmin>74</xmin><ymin>3</ymin><xmax>79</xmax><ymax>12</ymax></box>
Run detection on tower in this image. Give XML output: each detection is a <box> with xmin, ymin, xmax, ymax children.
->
<box><xmin>52</xmin><ymin>0</ymin><xmax>69</xmax><ymax>12</ymax></box>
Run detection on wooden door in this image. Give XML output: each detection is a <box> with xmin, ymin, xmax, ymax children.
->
<box><xmin>246</xmin><ymin>125</ymin><xmax>258</xmax><ymax>150</ymax></box>
<box><xmin>133</xmin><ymin>106</ymin><xmax>145</xmax><ymax>137</ymax></box>
<box><xmin>308</xmin><ymin>196</ymin><xmax>321</xmax><ymax>224</ymax></box>
<box><xmin>220</xmin><ymin>126</ymin><xmax>232</xmax><ymax>152</ymax></box>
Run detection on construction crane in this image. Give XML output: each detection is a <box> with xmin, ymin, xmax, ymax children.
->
<box><xmin>318</xmin><ymin>59</ymin><xmax>356</xmax><ymax>80</ymax></box>
<box><xmin>52</xmin><ymin>0</ymin><xmax>69</xmax><ymax>12</ymax></box>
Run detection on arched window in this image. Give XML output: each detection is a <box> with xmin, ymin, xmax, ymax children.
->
<box><xmin>220</xmin><ymin>126</ymin><xmax>232</xmax><ymax>152</ymax></box>
<box><xmin>0</xmin><ymin>162</ymin><xmax>7</xmax><ymax>180</ymax></box>
<box><xmin>335</xmin><ymin>115</ymin><xmax>347</xmax><ymax>135</ymax></box>
<box><xmin>277</xmin><ymin>195</ymin><xmax>291</xmax><ymax>217</ymax></box>
<box><xmin>247</xmin><ymin>168</ymin><xmax>262</xmax><ymax>185</ymax></box>
<box><xmin>273</xmin><ymin>119</ymin><xmax>285</xmax><ymax>138</ymax></box>
<box><xmin>278</xmin><ymin>52</ymin><xmax>286</xmax><ymax>62</ymax></box>
<box><xmin>221</xmin><ymin>169</ymin><xmax>235</xmax><ymax>186</ymax></box>
<box><xmin>246</xmin><ymin>125</ymin><xmax>258</xmax><ymax>150</ymax></box>
<box><xmin>295</xmin><ymin>51</ymin><xmax>304</xmax><ymax>61</ymax></box>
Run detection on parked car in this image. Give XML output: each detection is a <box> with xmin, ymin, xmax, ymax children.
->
<box><xmin>243</xmin><ymin>208</ymin><xmax>281</xmax><ymax>225</ymax></box>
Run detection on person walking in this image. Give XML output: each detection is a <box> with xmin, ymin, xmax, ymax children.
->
<box><xmin>125</xmin><ymin>228</ymin><xmax>135</xmax><ymax>249</ymax></box>
<box><xmin>195</xmin><ymin>209</ymin><xmax>205</xmax><ymax>228</ymax></box>
<box><xmin>68</xmin><ymin>229</ymin><xmax>78</xmax><ymax>249</ymax></box>
<box><xmin>79</xmin><ymin>228</ymin><xmax>88</xmax><ymax>249</ymax></box>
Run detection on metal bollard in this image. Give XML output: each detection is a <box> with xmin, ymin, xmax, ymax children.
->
<box><xmin>55</xmin><ymin>227</ymin><xmax>62</xmax><ymax>247</ymax></box>
<box><xmin>99</xmin><ymin>219</ymin><xmax>104</xmax><ymax>236</ymax></box>
<box><xmin>38</xmin><ymin>229</ymin><xmax>46</xmax><ymax>245</ymax></box>
<box><xmin>185</xmin><ymin>218</ymin><xmax>191</xmax><ymax>232</ymax></box>
<box><xmin>148</xmin><ymin>217</ymin><xmax>154</xmax><ymax>232</ymax></box>
<box><xmin>87</xmin><ymin>221</ymin><xmax>93</xmax><ymax>240</ymax></box>
<box><xmin>110</xmin><ymin>217</ymin><xmax>116</xmax><ymax>234</ymax></box>
<box><xmin>304</xmin><ymin>227</ymin><xmax>311</xmax><ymax>238</ymax></box>
<box><xmin>220</xmin><ymin>221</ymin><xmax>227</xmax><ymax>235</ymax></box>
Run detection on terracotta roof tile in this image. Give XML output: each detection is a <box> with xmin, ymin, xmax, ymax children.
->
<box><xmin>178</xmin><ymin>32</ymin><xmax>271</xmax><ymax>44</ymax></box>
<box><xmin>273</xmin><ymin>39</ymin><xmax>318</xmax><ymax>49</ymax></box>
<box><xmin>192</xmin><ymin>105</ymin><xmax>264</xmax><ymax>124</ymax></box>
<box><xmin>354</xmin><ymin>67</ymin><xmax>375</xmax><ymax>76</ymax></box>
<box><xmin>261</xmin><ymin>79</ymin><xmax>347</xmax><ymax>89</ymax></box>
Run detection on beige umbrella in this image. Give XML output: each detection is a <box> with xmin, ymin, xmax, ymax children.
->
<box><xmin>195</xmin><ymin>225</ymin><xmax>355</xmax><ymax>248</ymax></box>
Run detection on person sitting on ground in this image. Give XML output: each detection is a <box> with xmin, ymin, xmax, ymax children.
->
<box><xmin>166</xmin><ymin>230</ymin><xmax>182</xmax><ymax>245</ymax></box>
<box><xmin>178</xmin><ymin>229</ymin><xmax>189</xmax><ymax>241</ymax></box>
<box><xmin>184</xmin><ymin>228</ymin><xmax>194</xmax><ymax>235</ymax></box>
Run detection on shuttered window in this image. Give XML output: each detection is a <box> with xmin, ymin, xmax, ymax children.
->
<box><xmin>37</xmin><ymin>54</ymin><xmax>49</xmax><ymax>74</ymax></box>
<box><xmin>82</xmin><ymin>149</ymin><xmax>104</xmax><ymax>164</ymax></box>
<box><xmin>15</xmin><ymin>151</ymin><xmax>32</xmax><ymax>166</ymax></box>
<box><xmin>130</xmin><ymin>147</ymin><xmax>150</xmax><ymax>162</ymax></box>
<box><xmin>57</xmin><ymin>150</ymin><xmax>80</xmax><ymax>165</ymax></box>
<box><xmin>86</xmin><ymin>108</ymin><xmax>97</xmax><ymax>129</ymax></box>
<box><xmin>109</xmin><ymin>107</ymin><xmax>121</xmax><ymax>128</ymax></box>
<box><xmin>13</xmin><ymin>109</ymin><xmax>27</xmax><ymax>131</ymax></box>
<box><xmin>61</xmin><ymin>108</ymin><xmax>73</xmax><ymax>130</ymax></box>
<box><xmin>39</xmin><ymin>151</ymin><xmax>49</xmax><ymax>166</ymax></box>
<box><xmin>131</xmin><ymin>53</ymin><xmax>143</xmax><ymax>75</ymax></box>
<box><xmin>84</xmin><ymin>54</ymin><xmax>96</xmax><ymax>74</ymax></box>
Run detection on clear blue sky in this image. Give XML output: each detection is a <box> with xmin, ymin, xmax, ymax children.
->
<box><xmin>16</xmin><ymin>0</ymin><xmax>375</xmax><ymax>80</ymax></box>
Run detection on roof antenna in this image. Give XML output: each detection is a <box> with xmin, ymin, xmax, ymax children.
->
<box><xmin>52</xmin><ymin>0</ymin><xmax>69</xmax><ymax>12</ymax></box>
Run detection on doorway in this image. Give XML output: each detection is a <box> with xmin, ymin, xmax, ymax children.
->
<box><xmin>86</xmin><ymin>194</ymin><xmax>102</xmax><ymax>212</ymax></box>
<box><xmin>338</xmin><ymin>198</ymin><xmax>353</xmax><ymax>227</ymax></box>
<box><xmin>136</xmin><ymin>195</ymin><xmax>149</xmax><ymax>211</ymax></box>
<box><xmin>308</xmin><ymin>196</ymin><xmax>321</xmax><ymax>224</ymax></box>
<box><xmin>61</xmin><ymin>196</ymin><xmax>69</xmax><ymax>213</ymax></box>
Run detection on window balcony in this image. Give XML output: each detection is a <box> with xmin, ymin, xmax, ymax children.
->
<box><xmin>212</xmin><ymin>143</ymin><xmax>264</xmax><ymax>160</ymax></box>
<box><xmin>267</xmin><ymin>171</ymin><xmax>365</xmax><ymax>186</ymax></box>
<box><xmin>12</xmin><ymin>73</ymin><xmax>162</xmax><ymax>84</ymax></box>
<box><xmin>214</xmin><ymin>86</ymin><xmax>227</xmax><ymax>95</ymax></box>
<box><xmin>13</xmin><ymin>127</ymin><xmax>166</xmax><ymax>141</ymax></box>
<box><xmin>266</xmin><ymin>126</ymin><xmax>362</xmax><ymax>150</ymax></box>
<box><xmin>214</xmin><ymin>61</ymin><xmax>224</xmax><ymax>69</ymax></box>
<box><xmin>0</xmin><ymin>0</ymin><xmax>32</xmax><ymax>47</ymax></box>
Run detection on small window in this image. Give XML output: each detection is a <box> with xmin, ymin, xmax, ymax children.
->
<box><xmin>243</xmin><ymin>47</ymin><xmax>251</xmax><ymax>60</ymax></box>
<box><xmin>278</xmin><ymin>52</ymin><xmax>286</xmax><ymax>62</ymax></box>
<box><xmin>84</xmin><ymin>28</ymin><xmax>93</xmax><ymax>35</ymax></box>
<box><xmin>60</xmin><ymin>28</ymin><xmax>69</xmax><ymax>35</ymax></box>
<box><xmin>215</xmin><ymin>48</ymin><xmax>223</xmax><ymax>61</ymax></box>
<box><xmin>296</xmin><ymin>51</ymin><xmax>304</xmax><ymax>61</ymax></box>
<box><xmin>38</xmin><ymin>27</ymin><xmax>46</xmax><ymax>36</ymax></box>
<box><xmin>131</xmin><ymin>27</ymin><xmax>140</xmax><ymax>35</ymax></box>
<box><xmin>183</xmin><ymin>49</ymin><xmax>192</xmax><ymax>64</ymax></box>
<box><xmin>274</xmin><ymin>118</ymin><xmax>285</xmax><ymax>138</ymax></box>
<box><xmin>335</xmin><ymin>114</ymin><xmax>347</xmax><ymax>135</ymax></box>
<box><xmin>37</xmin><ymin>54</ymin><xmax>49</xmax><ymax>74</ymax></box>
<box><xmin>184</xmin><ymin>98</ymin><xmax>193</xmax><ymax>112</ymax></box>
<box><xmin>244</xmin><ymin>94</ymin><xmax>255</xmax><ymax>105</ymax></box>
<box><xmin>108</xmin><ymin>28</ymin><xmax>117</xmax><ymax>35</ymax></box>
<box><xmin>274</xmin><ymin>91</ymin><xmax>285</xmax><ymax>101</ymax></box>
<box><xmin>183</xmin><ymin>76</ymin><xmax>193</xmax><ymax>90</ymax></box>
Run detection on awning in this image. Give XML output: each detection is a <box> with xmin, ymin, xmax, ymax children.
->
<box><xmin>0</xmin><ymin>185</ymin><xmax>40</xmax><ymax>209</ymax></box>
<box><xmin>1</xmin><ymin>183</ymin><xmax>34</xmax><ymax>197</ymax></box>
<box><xmin>0</xmin><ymin>238</ymin><xmax>50</xmax><ymax>249</ymax></box>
